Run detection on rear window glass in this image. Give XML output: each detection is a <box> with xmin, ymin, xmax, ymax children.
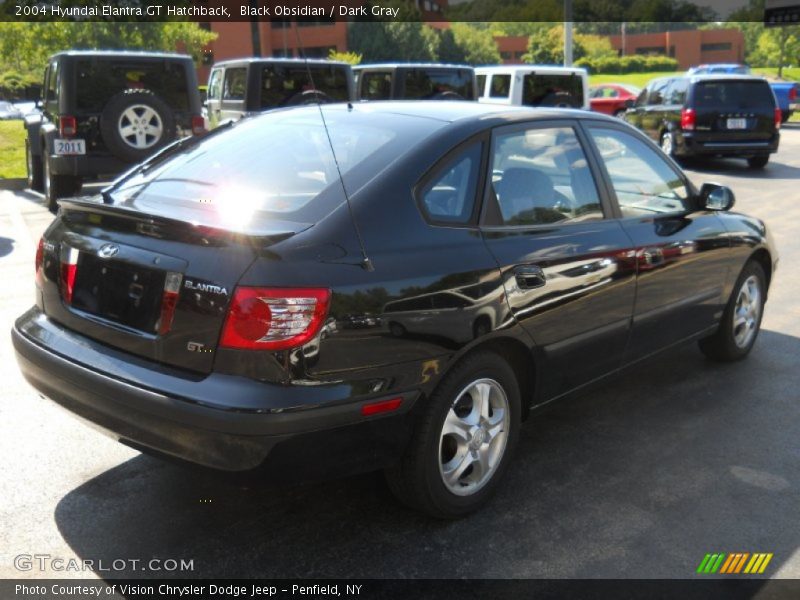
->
<box><xmin>260</xmin><ymin>65</ymin><xmax>350</xmax><ymax>108</ymax></box>
<box><xmin>108</xmin><ymin>107</ymin><xmax>445</xmax><ymax>229</ymax></box>
<box><xmin>523</xmin><ymin>74</ymin><xmax>584</xmax><ymax>107</ymax></box>
<box><xmin>402</xmin><ymin>69</ymin><xmax>475</xmax><ymax>100</ymax></box>
<box><xmin>693</xmin><ymin>81</ymin><xmax>775</xmax><ymax>109</ymax></box>
<box><xmin>75</xmin><ymin>60</ymin><xmax>190</xmax><ymax>112</ymax></box>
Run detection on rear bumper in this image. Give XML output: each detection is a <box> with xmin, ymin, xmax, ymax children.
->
<box><xmin>12</xmin><ymin>308</ymin><xmax>417</xmax><ymax>476</ymax></box>
<box><xmin>677</xmin><ymin>132</ymin><xmax>780</xmax><ymax>157</ymax></box>
<box><xmin>48</xmin><ymin>153</ymin><xmax>130</xmax><ymax>179</ymax></box>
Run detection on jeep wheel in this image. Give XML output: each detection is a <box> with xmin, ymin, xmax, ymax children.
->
<box><xmin>26</xmin><ymin>140</ymin><xmax>43</xmax><ymax>192</ymax></box>
<box><xmin>43</xmin><ymin>152</ymin><xmax>81</xmax><ymax>213</ymax></box>
<box><xmin>100</xmin><ymin>91</ymin><xmax>176</xmax><ymax>162</ymax></box>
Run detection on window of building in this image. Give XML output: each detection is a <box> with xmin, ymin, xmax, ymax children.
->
<box><xmin>701</xmin><ymin>42</ymin><xmax>732</xmax><ymax>52</ymax></box>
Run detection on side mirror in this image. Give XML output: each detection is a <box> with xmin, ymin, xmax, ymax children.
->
<box><xmin>699</xmin><ymin>183</ymin><xmax>735</xmax><ymax>211</ymax></box>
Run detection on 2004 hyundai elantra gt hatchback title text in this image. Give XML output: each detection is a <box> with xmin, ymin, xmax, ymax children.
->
<box><xmin>12</xmin><ymin>102</ymin><xmax>777</xmax><ymax>518</ymax></box>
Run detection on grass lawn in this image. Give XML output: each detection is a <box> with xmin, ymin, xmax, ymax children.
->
<box><xmin>752</xmin><ymin>67</ymin><xmax>800</xmax><ymax>82</ymax></box>
<box><xmin>589</xmin><ymin>71</ymin><xmax>682</xmax><ymax>89</ymax></box>
<box><xmin>0</xmin><ymin>120</ymin><xmax>26</xmax><ymax>180</ymax></box>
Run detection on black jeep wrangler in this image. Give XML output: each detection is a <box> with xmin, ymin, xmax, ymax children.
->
<box><xmin>25</xmin><ymin>51</ymin><xmax>204</xmax><ymax>210</ymax></box>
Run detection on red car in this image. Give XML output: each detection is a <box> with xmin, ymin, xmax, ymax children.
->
<box><xmin>589</xmin><ymin>84</ymin><xmax>641</xmax><ymax>117</ymax></box>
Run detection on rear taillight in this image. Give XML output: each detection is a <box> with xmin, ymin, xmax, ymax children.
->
<box><xmin>35</xmin><ymin>237</ymin><xmax>44</xmax><ymax>286</ymax></box>
<box><xmin>789</xmin><ymin>86</ymin><xmax>797</xmax><ymax>102</ymax></box>
<box><xmin>775</xmin><ymin>106</ymin><xmax>782</xmax><ymax>130</ymax></box>
<box><xmin>191</xmin><ymin>115</ymin><xmax>205</xmax><ymax>136</ymax></box>
<box><xmin>59</xmin><ymin>245</ymin><xmax>79</xmax><ymax>304</ymax></box>
<box><xmin>157</xmin><ymin>272</ymin><xmax>183</xmax><ymax>335</ymax></box>
<box><xmin>680</xmin><ymin>108</ymin><xmax>696</xmax><ymax>131</ymax></box>
<box><xmin>220</xmin><ymin>287</ymin><xmax>330</xmax><ymax>351</ymax></box>
<box><xmin>59</xmin><ymin>115</ymin><xmax>77</xmax><ymax>138</ymax></box>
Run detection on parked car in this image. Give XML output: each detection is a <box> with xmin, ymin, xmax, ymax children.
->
<box><xmin>0</xmin><ymin>101</ymin><xmax>24</xmax><ymax>120</ymax></box>
<box><xmin>12</xmin><ymin>101</ymin><xmax>40</xmax><ymax>117</ymax></box>
<box><xmin>24</xmin><ymin>50</ymin><xmax>205</xmax><ymax>211</ymax></box>
<box><xmin>476</xmin><ymin>65</ymin><xmax>589</xmax><ymax>109</ymax></box>
<box><xmin>688</xmin><ymin>63</ymin><xmax>798</xmax><ymax>123</ymax></box>
<box><xmin>588</xmin><ymin>83</ymin><xmax>640</xmax><ymax>117</ymax></box>
<box><xmin>206</xmin><ymin>58</ymin><xmax>353</xmax><ymax>129</ymax></box>
<box><xmin>13</xmin><ymin>102</ymin><xmax>776</xmax><ymax>518</ymax></box>
<box><xmin>625</xmin><ymin>74</ymin><xmax>781</xmax><ymax>168</ymax></box>
<box><xmin>353</xmin><ymin>63</ymin><xmax>476</xmax><ymax>101</ymax></box>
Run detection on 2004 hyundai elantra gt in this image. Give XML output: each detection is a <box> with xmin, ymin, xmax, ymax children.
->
<box><xmin>12</xmin><ymin>102</ymin><xmax>777</xmax><ymax>518</ymax></box>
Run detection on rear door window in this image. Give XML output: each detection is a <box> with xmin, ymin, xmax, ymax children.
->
<box><xmin>360</xmin><ymin>71</ymin><xmax>392</xmax><ymax>100</ymax></box>
<box><xmin>207</xmin><ymin>69</ymin><xmax>223</xmax><ymax>101</ymax></box>
<box><xmin>402</xmin><ymin>69</ymin><xmax>474</xmax><ymax>100</ymax></box>
<box><xmin>646</xmin><ymin>80</ymin><xmax>669</xmax><ymax>105</ymax></box>
<box><xmin>489</xmin><ymin>75</ymin><xmax>511</xmax><ymax>98</ymax></box>
<box><xmin>260</xmin><ymin>65</ymin><xmax>349</xmax><ymax>108</ymax></box>
<box><xmin>522</xmin><ymin>73</ymin><xmax>584</xmax><ymax>107</ymax></box>
<box><xmin>75</xmin><ymin>59</ymin><xmax>190</xmax><ymax>111</ymax></box>
<box><xmin>665</xmin><ymin>78</ymin><xmax>688</xmax><ymax>105</ymax></box>
<box><xmin>222</xmin><ymin>68</ymin><xmax>247</xmax><ymax>101</ymax></box>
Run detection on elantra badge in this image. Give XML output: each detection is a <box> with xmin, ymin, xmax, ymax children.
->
<box><xmin>97</xmin><ymin>243</ymin><xmax>119</xmax><ymax>258</ymax></box>
<box><xmin>184</xmin><ymin>279</ymin><xmax>228</xmax><ymax>296</ymax></box>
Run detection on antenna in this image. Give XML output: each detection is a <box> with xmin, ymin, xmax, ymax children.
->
<box><xmin>293</xmin><ymin>23</ymin><xmax>374</xmax><ymax>272</ymax></box>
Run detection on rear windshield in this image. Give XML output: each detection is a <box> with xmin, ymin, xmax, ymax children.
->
<box><xmin>522</xmin><ymin>73</ymin><xmax>584</xmax><ymax>107</ymax></box>
<box><xmin>402</xmin><ymin>69</ymin><xmax>475</xmax><ymax>100</ymax></box>
<box><xmin>692</xmin><ymin>81</ymin><xmax>775</xmax><ymax>109</ymax></box>
<box><xmin>108</xmin><ymin>107</ymin><xmax>444</xmax><ymax>229</ymax></box>
<box><xmin>75</xmin><ymin>59</ymin><xmax>190</xmax><ymax>112</ymax></box>
<box><xmin>260</xmin><ymin>65</ymin><xmax>350</xmax><ymax>108</ymax></box>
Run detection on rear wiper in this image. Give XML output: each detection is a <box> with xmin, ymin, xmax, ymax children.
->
<box><xmin>101</xmin><ymin>120</ymin><xmax>235</xmax><ymax>204</ymax></box>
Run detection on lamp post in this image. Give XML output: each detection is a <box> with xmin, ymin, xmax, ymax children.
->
<box><xmin>564</xmin><ymin>0</ymin><xmax>573</xmax><ymax>67</ymax></box>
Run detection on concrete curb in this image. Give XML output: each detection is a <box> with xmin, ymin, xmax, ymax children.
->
<box><xmin>0</xmin><ymin>178</ymin><xmax>27</xmax><ymax>191</ymax></box>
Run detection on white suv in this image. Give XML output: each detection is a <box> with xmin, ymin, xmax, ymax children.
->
<box><xmin>475</xmin><ymin>65</ymin><xmax>589</xmax><ymax>110</ymax></box>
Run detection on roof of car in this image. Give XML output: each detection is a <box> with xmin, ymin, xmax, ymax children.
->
<box><xmin>352</xmin><ymin>63</ymin><xmax>473</xmax><ymax>70</ymax></box>
<box><xmin>687</xmin><ymin>74</ymin><xmax>768</xmax><ymax>83</ymax></box>
<box><xmin>475</xmin><ymin>65</ymin><xmax>587</xmax><ymax>74</ymax></box>
<box><xmin>49</xmin><ymin>50</ymin><xmax>192</xmax><ymax>60</ymax></box>
<box><xmin>323</xmin><ymin>100</ymin><xmax>612</xmax><ymax>124</ymax></box>
<box><xmin>213</xmin><ymin>57</ymin><xmax>351</xmax><ymax>68</ymax></box>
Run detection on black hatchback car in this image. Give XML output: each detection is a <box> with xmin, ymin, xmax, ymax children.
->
<box><xmin>625</xmin><ymin>74</ymin><xmax>781</xmax><ymax>168</ymax></box>
<box><xmin>13</xmin><ymin>103</ymin><xmax>776</xmax><ymax>518</ymax></box>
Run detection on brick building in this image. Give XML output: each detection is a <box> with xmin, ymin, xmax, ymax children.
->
<box><xmin>608</xmin><ymin>28</ymin><xmax>745</xmax><ymax>70</ymax></box>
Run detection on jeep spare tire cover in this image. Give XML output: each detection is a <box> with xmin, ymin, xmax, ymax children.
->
<box><xmin>100</xmin><ymin>90</ymin><xmax>176</xmax><ymax>162</ymax></box>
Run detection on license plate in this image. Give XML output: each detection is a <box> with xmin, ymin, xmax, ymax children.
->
<box><xmin>727</xmin><ymin>118</ymin><xmax>747</xmax><ymax>130</ymax></box>
<box><xmin>54</xmin><ymin>139</ymin><xmax>86</xmax><ymax>155</ymax></box>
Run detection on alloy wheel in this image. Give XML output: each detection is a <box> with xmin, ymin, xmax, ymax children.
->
<box><xmin>732</xmin><ymin>275</ymin><xmax>761</xmax><ymax>349</ymax></box>
<box><xmin>438</xmin><ymin>378</ymin><xmax>510</xmax><ymax>496</ymax></box>
<box><xmin>118</xmin><ymin>104</ymin><xmax>164</xmax><ymax>150</ymax></box>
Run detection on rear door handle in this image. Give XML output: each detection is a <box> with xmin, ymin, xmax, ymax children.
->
<box><xmin>514</xmin><ymin>265</ymin><xmax>546</xmax><ymax>289</ymax></box>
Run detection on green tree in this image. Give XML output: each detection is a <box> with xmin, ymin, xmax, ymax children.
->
<box><xmin>348</xmin><ymin>22</ymin><xmax>439</xmax><ymax>62</ymax></box>
<box><xmin>754</xmin><ymin>26</ymin><xmax>800</xmax><ymax>77</ymax></box>
<box><xmin>437</xmin><ymin>24</ymin><xmax>500</xmax><ymax>65</ymax></box>
<box><xmin>328</xmin><ymin>49</ymin><xmax>363</xmax><ymax>65</ymax></box>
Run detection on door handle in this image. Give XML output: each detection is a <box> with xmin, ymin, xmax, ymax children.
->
<box><xmin>514</xmin><ymin>265</ymin><xmax>546</xmax><ymax>289</ymax></box>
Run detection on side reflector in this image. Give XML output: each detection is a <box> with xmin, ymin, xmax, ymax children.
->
<box><xmin>361</xmin><ymin>397</ymin><xmax>403</xmax><ymax>417</ymax></box>
<box><xmin>191</xmin><ymin>115</ymin><xmax>206</xmax><ymax>136</ymax></box>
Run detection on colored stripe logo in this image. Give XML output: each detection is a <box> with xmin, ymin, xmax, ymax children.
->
<box><xmin>696</xmin><ymin>553</ymin><xmax>773</xmax><ymax>574</ymax></box>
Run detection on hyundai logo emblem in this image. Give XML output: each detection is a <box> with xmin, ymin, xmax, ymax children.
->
<box><xmin>98</xmin><ymin>243</ymin><xmax>119</xmax><ymax>259</ymax></box>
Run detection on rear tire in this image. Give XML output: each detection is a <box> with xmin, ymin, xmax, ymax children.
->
<box><xmin>385</xmin><ymin>351</ymin><xmax>521</xmax><ymax>518</ymax></box>
<box><xmin>699</xmin><ymin>260</ymin><xmax>765</xmax><ymax>362</ymax></box>
<box><xmin>747</xmin><ymin>155</ymin><xmax>769</xmax><ymax>169</ymax></box>
<box><xmin>43</xmin><ymin>150</ymin><xmax>81</xmax><ymax>213</ymax></box>
<box><xmin>26</xmin><ymin>139</ymin><xmax>43</xmax><ymax>192</ymax></box>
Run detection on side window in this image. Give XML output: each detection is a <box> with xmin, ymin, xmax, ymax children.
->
<box><xmin>476</xmin><ymin>74</ymin><xmax>486</xmax><ymax>96</ymax></box>
<box><xmin>419</xmin><ymin>142</ymin><xmax>483</xmax><ymax>224</ymax></box>
<box><xmin>207</xmin><ymin>69</ymin><xmax>222</xmax><ymax>101</ymax></box>
<box><xmin>634</xmin><ymin>87</ymin><xmax>648</xmax><ymax>107</ymax></box>
<box><xmin>487</xmin><ymin>126</ymin><xmax>603</xmax><ymax>227</ymax></box>
<box><xmin>587</xmin><ymin>127</ymin><xmax>690</xmax><ymax>217</ymax></box>
<box><xmin>45</xmin><ymin>61</ymin><xmax>58</xmax><ymax>104</ymax></box>
<box><xmin>489</xmin><ymin>75</ymin><xmax>510</xmax><ymax>98</ymax></box>
<box><xmin>667</xmin><ymin>78</ymin><xmax>688</xmax><ymax>105</ymax></box>
<box><xmin>361</xmin><ymin>71</ymin><xmax>392</xmax><ymax>100</ymax></box>
<box><xmin>646</xmin><ymin>80</ymin><xmax>668</xmax><ymax>105</ymax></box>
<box><xmin>222</xmin><ymin>68</ymin><xmax>247</xmax><ymax>101</ymax></box>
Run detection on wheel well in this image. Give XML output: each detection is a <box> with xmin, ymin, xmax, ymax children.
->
<box><xmin>460</xmin><ymin>337</ymin><xmax>536</xmax><ymax>421</ymax></box>
<box><xmin>750</xmin><ymin>248</ymin><xmax>772</xmax><ymax>293</ymax></box>
<box><xmin>472</xmin><ymin>315</ymin><xmax>491</xmax><ymax>336</ymax></box>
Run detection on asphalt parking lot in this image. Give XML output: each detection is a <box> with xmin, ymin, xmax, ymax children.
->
<box><xmin>1</xmin><ymin>125</ymin><xmax>799</xmax><ymax>582</ymax></box>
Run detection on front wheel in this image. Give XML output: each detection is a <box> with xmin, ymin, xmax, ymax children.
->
<box><xmin>699</xmin><ymin>260</ymin><xmax>766</xmax><ymax>361</ymax></box>
<box><xmin>385</xmin><ymin>351</ymin><xmax>521</xmax><ymax>518</ymax></box>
